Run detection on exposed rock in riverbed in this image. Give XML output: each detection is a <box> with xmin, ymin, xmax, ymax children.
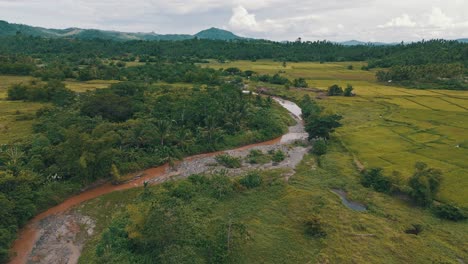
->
<box><xmin>28</xmin><ymin>213</ymin><xmax>95</xmax><ymax>264</ymax></box>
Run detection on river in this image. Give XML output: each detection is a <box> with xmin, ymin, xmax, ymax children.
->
<box><xmin>9</xmin><ymin>97</ymin><xmax>305</xmax><ymax>264</ymax></box>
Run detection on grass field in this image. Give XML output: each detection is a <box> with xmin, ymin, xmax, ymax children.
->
<box><xmin>0</xmin><ymin>75</ymin><xmax>43</xmax><ymax>144</ymax></box>
<box><xmin>77</xmin><ymin>145</ymin><xmax>468</xmax><ymax>263</ymax></box>
<box><xmin>204</xmin><ymin>60</ymin><xmax>468</xmax><ymax>207</ymax></box>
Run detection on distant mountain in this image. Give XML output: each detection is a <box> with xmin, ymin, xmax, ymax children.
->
<box><xmin>339</xmin><ymin>40</ymin><xmax>397</xmax><ymax>46</ymax></box>
<box><xmin>194</xmin><ymin>27</ymin><xmax>244</xmax><ymax>40</ymax></box>
<box><xmin>0</xmin><ymin>20</ymin><xmax>241</xmax><ymax>41</ymax></box>
<box><xmin>456</xmin><ymin>38</ymin><xmax>468</xmax><ymax>43</ymax></box>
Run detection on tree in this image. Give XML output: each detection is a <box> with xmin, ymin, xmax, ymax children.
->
<box><xmin>408</xmin><ymin>162</ymin><xmax>443</xmax><ymax>207</ymax></box>
<box><xmin>154</xmin><ymin>120</ymin><xmax>172</xmax><ymax>146</ymax></box>
<box><xmin>327</xmin><ymin>84</ymin><xmax>343</xmax><ymax>96</ymax></box>
<box><xmin>361</xmin><ymin>167</ymin><xmax>392</xmax><ymax>193</ymax></box>
<box><xmin>344</xmin><ymin>84</ymin><xmax>354</xmax><ymax>96</ymax></box>
<box><xmin>305</xmin><ymin>114</ymin><xmax>342</xmax><ymax>139</ymax></box>
<box><xmin>293</xmin><ymin>78</ymin><xmax>308</xmax><ymax>88</ymax></box>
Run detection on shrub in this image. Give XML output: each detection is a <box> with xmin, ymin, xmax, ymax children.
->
<box><xmin>408</xmin><ymin>162</ymin><xmax>442</xmax><ymax>207</ymax></box>
<box><xmin>271</xmin><ymin>150</ymin><xmax>286</xmax><ymax>163</ymax></box>
<box><xmin>304</xmin><ymin>216</ymin><xmax>327</xmax><ymax>238</ymax></box>
<box><xmin>209</xmin><ymin>174</ymin><xmax>234</xmax><ymax>199</ymax></box>
<box><xmin>432</xmin><ymin>203</ymin><xmax>466</xmax><ymax>221</ymax></box>
<box><xmin>239</xmin><ymin>171</ymin><xmax>262</xmax><ymax>189</ymax></box>
<box><xmin>246</xmin><ymin>150</ymin><xmax>270</xmax><ymax>164</ymax></box>
<box><xmin>215</xmin><ymin>154</ymin><xmax>242</xmax><ymax>168</ymax></box>
<box><xmin>344</xmin><ymin>84</ymin><xmax>354</xmax><ymax>96</ymax></box>
<box><xmin>311</xmin><ymin>139</ymin><xmax>327</xmax><ymax>156</ymax></box>
<box><xmin>361</xmin><ymin>167</ymin><xmax>392</xmax><ymax>193</ymax></box>
<box><xmin>293</xmin><ymin>78</ymin><xmax>308</xmax><ymax>88</ymax></box>
<box><xmin>404</xmin><ymin>224</ymin><xmax>423</xmax><ymax>235</ymax></box>
<box><xmin>327</xmin><ymin>84</ymin><xmax>343</xmax><ymax>96</ymax></box>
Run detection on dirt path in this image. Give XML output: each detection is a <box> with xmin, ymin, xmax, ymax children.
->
<box><xmin>9</xmin><ymin>97</ymin><xmax>308</xmax><ymax>264</ymax></box>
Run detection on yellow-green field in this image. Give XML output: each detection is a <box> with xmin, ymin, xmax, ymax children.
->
<box><xmin>0</xmin><ymin>76</ymin><xmax>117</xmax><ymax>144</ymax></box>
<box><xmin>204</xmin><ymin>60</ymin><xmax>468</xmax><ymax>206</ymax></box>
<box><xmin>0</xmin><ymin>76</ymin><xmax>43</xmax><ymax>144</ymax></box>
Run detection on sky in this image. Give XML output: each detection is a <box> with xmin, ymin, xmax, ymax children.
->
<box><xmin>1</xmin><ymin>0</ymin><xmax>467</xmax><ymax>42</ymax></box>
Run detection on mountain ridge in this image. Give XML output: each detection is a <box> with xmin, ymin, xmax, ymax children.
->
<box><xmin>0</xmin><ymin>20</ymin><xmax>466</xmax><ymax>44</ymax></box>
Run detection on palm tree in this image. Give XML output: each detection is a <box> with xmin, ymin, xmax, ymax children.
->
<box><xmin>154</xmin><ymin>120</ymin><xmax>172</xmax><ymax>146</ymax></box>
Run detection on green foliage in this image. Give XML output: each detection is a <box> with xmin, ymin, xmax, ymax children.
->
<box><xmin>408</xmin><ymin>162</ymin><xmax>443</xmax><ymax>207</ymax></box>
<box><xmin>215</xmin><ymin>154</ymin><xmax>242</xmax><ymax>168</ymax></box>
<box><xmin>343</xmin><ymin>84</ymin><xmax>354</xmax><ymax>96</ymax></box>
<box><xmin>432</xmin><ymin>203</ymin><xmax>466</xmax><ymax>221</ymax></box>
<box><xmin>311</xmin><ymin>139</ymin><xmax>327</xmax><ymax>156</ymax></box>
<box><xmin>404</xmin><ymin>224</ymin><xmax>424</xmax><ymax>235</ymax></box>
<box><xmin>246</xmin><ymin>149</ymin><xmax>270</xmax><ymax>164</ymax></box>
<box><xmin>239</xmin><ymin>171</ymin><xmax>262</xmax><ymax>189</ymax></box>
<box><xmin>271</xmin><ymin>149</ymin><xmax>286</xmax><ymax>163</ymax></box>
<box><xmin>7</xmin><ymin>80</ymin><xmax>75</xmax><ymax>105</ymax></box>
<box><xmin>305</xmin><ymin>114</ymin><xmax>342</xmax><ymax>139</ymax></box>
<box><xmin>327</xmin><ymin>84</ymin><xmax>343</xmax><ymax>96</ymax></box>
<box><xmin>304</xmin><ymin>216</ymin><xmax>327</xmax><ymax>238</ymax></box>
<box><xmin>361</xmin><ymin>167</ymin><xmax>392</xmax><ymax>193</ymax></box>
<box><xmin>293</xmin><ymin>78</ymin><xmax>308</xmax><ymax>88</ymax></box>
<box><xmin>376</xmin><ymin>63</ymin><xmax>467</xmax><ymax>90</ymax></box>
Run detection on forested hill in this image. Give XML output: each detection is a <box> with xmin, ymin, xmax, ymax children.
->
<box><xmin>0</xmin><ymin>34</ymin><xmax>467</xmax><ymax>67</ymax></box>
<box><xmin>0</xmin><ymin>20</ymin><xmax>244</xmax><ymax>41</ymax></box>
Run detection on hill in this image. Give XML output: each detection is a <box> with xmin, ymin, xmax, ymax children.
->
<box><xmin>0</xmin><ymin>20</ymin><xmax>239</xmax><ymax>41</ymax></box>
<box><xmin>194</xmin><ymin>27</ymin><xmax>244</xmax><ymax>40</ymax></box>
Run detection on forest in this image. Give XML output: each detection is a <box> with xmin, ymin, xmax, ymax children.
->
<box><xmin>0</xmin><ymin>63</ymin><xmax>291</xmax><ymax>262</ymax></box>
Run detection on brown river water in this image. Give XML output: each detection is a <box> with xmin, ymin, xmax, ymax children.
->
<box><xmin>9</xmin><ymin>97</ymin><xmax>302</xmax><ymax>264</ymax></box>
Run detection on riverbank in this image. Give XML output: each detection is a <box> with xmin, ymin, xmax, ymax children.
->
<box><xmin>9</xmin><ymin>98</ymin><xmax>307</xmax><ymax>264</ymax></box>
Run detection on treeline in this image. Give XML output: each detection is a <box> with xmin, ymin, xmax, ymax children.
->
<box><xmin>0</xmin><ymin>80</ymin><xmax>291</xmax><ymax>262</ymax></box>
<box><xmin>361</xmin><ymin>164</ymin><xmax>466</xmax><ymax>221</ymax></box>
<box><xmin>1</xmin><ymin>58</ymin><xmax>223</xmax><ymax>85</ymax></box>
<box><xmin>0</xmin><ymin>35</ymin><xmax>466</xmax><ymax>66</ymax></box>
<box><xmin>376</xmin><ymin>63</ymin><xmax>468</xmax><ymax>90</ymax></box>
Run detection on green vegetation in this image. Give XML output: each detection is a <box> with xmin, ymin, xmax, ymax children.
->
<box><xmin>206</xmin><ymin>60</ymin><xmax>468</xmax><ymax>207</ymax></box>
<box><xmin>246</xmin><ymin>149</ymin><xmax>286</xmax><ymax>164</ymax></box>
<box><xmin>215</xmin><ymin>154</ymin><xmax>242</xmax><ymax>168</ymax></box>
<box><xmin>0</xmin><ymin>32</ymin><xmax>467</xmax><ymax>263</ymax></box>
<box><xmin>0</xmin><ymin>60</ymin><xmax>292</xmax><ymax>262</ymax></box>
<box><xmin>78</xmin><ymin>142</ymin><xmax>468</xmax><ymax>264</ymax></box>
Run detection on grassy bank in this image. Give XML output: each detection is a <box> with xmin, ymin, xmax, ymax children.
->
<box><xmin>77</xmin><ymin>141</ymin><xmax>467</xmax><ymax>263</ymax></box>
<box><xmin>204</xmin><ymin>60</ymin><xmax>468</xmax><ymax>207</ymax></box>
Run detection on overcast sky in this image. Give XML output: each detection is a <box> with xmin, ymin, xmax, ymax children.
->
<box><xmin>1</xmin><ymin>0</ymin><xmax>467</xmax><ymax>42</ymax></box>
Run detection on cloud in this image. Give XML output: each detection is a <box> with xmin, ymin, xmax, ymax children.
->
<box><xmin>227</xmin><ymin>5</ymin><xmax>319</xmax><ymax>36</ymax></box>
<box><xmin>228</xmin><ymin>6</ymin><xmax>261</xmax><ymax>32</ymax></box>
<box><xmin>0</xmin><ymin>0</ymin><xmax>467</xmax><ymax>41</ymax></box>
<box><xmin>428</xmin><ymin>7</ymin><xmax>453</xmax><ymax>28</ymax></box>
<box><xmin>378</xmin><ymin>14</ymin><xmax>416</xmax><ymax>28</ymax></box>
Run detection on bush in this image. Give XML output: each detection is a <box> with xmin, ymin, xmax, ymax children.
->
<box><xmin>408</xmin><ymin>162</ymin><xmax>442</xmax><ymax>207</ymax></box>
<box><xmin>215</xmin><ymin>154</ymin><xmax>242</xmax><ymax>168</ymax></box>
<box><xmin>327</xmin><ymin>84</ymin><xmax>343</xmax><ymax>96</ymax></box>
<box><xmin>432</xmin><ymin>203</ymin><xmax>466</xmax><ymax>221</ymax></box>
<box><xmin>344</xmin><ymin>84</ymin><xmax>354</xmax><ymax>96</ymax></box>
<box><xmin>209</xmin><ymin>174</ymin><xmax>234</xmax><ymax>199</ymax></box>
<box><xmin>404</xmin><ymin>224</ymin><xmax>423</xmax><ymax>235</ymax></box>
<box><xmin>361</xmin><ymin>167</ymin><xmax>392</xmax><ymax>193</ymax></box>
<box><xmin>271</xmin><ymin>150</ymin><xmax>286</xmax><ymax>163</ymax></box>
<box><xmin>239</xmin><ymin>171</ymin><xmax>262</xmax><ymax>189</ymax></box>
<box><xmin>293</xmin><ymin>78</ymin><xmax>308</xmax><ymax>88</ymax></box>
<box><xmin>311</xmin><ymin>139</ymin><xmax>327</xmax><ymax>156</ymax></box>
<box><xmin>304</xmin><ymin>216</ymin><xmax>327</xmax><ymax>238</ymax></box>
<box><xmin>246</xmin><ymin>150</ymin><xmax>270</xmax><ymax>164</ymax></box>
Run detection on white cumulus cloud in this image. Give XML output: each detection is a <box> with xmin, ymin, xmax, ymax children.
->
<box><xmin>378</xmin><ymin>14</ymin><xmax>416</xmax><ymax>28</ymax></box>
